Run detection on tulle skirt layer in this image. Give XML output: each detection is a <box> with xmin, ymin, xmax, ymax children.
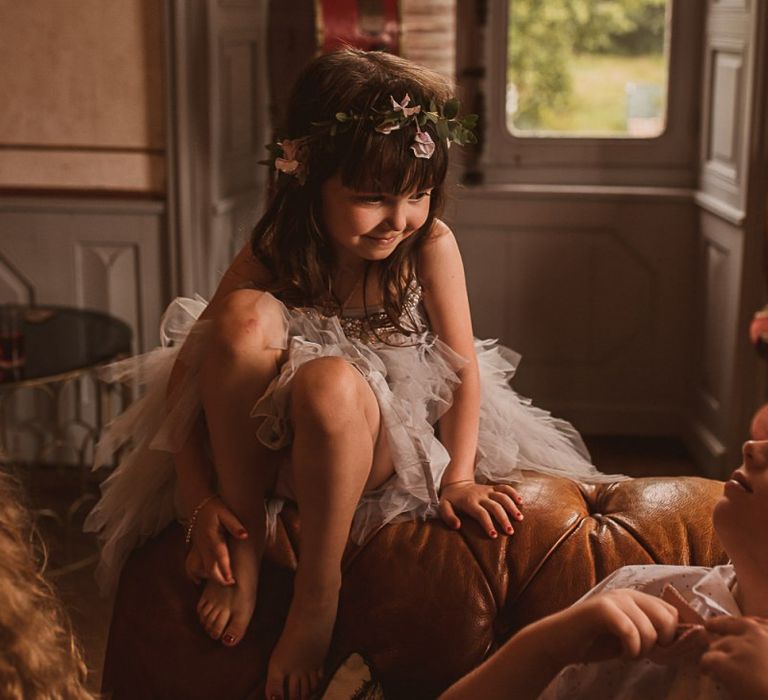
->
<box><xmin>85</xmin><ymin>295</ymin><xmax>618</xmax><ymax>592</ymax></box>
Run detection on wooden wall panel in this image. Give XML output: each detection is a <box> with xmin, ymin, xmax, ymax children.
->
<box><xmin>687</xmin><ymin>0</ymin><xmax>767</xmax><ymax>476</ymax></box>
<box><xmin>707</xmin><ymin>51</ymin><xmax>743</xmax><ymax>182</ymax></box>
<box><xmin>454</xmin><ymin>192</ymin><xmax>696</xmax><ymax>436</ymax></box>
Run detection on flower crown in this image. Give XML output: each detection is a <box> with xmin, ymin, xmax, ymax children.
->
<box><xmin>261</xmin><ymin>94</ymin><xmax>478</xmax><ymax>184</ymax></box>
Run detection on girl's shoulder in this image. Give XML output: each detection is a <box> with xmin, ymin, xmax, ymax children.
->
<box><xmin>425</xmin><ymin>217</ymin><xmax>454</xmax><ymax>242</ymax></box>
<box><xmin>418</xmin><ymin>218</ymin><xmax>456</xmax><ymax>263</ymax></box>
<box><xmin>418</xmin><ymin>218</ymin><xmax>460</xmax><ymax>270</ymax></box>
<box><xmin>415</xmin><ymin>219</ymin><xmax>465</xmax><ymax>295</ymax></box>
<box><xmin>224</xmin><ymin>242</ymin><xmax>274</xmax><ymax>290</ymax></box>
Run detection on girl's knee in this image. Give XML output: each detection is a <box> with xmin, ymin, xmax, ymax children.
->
<box><xmin>291</xmin><ymin>357</ymin><xmax>366</xmax><ymax>426</ymax></box>
<box><xmin>208</xmin><ymin>290</ymin><xmax>284</xmax><ymax>359</ymax></box>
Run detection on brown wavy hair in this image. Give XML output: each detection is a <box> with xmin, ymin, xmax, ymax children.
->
<box><xmin>0</xmin><ymin>470</ymin><xmax>93</xmax><ymax>700</ymax></box>
<box><xmin>252</xmin><ymin>48</ymin><xmax>454</xmax><ymax>328</ymax></box>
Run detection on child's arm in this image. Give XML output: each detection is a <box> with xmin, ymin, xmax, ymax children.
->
<box><xmin>170</xmin><ymin>241</ymin><xmax>269</xmax><ymax>584</ymax></box>
<box><xmin>439</xmin><ymin>589</ymin><xmax>679</xmax><ymax>700</ymax></box>
<box><xmin>419</xmin><ymin>222</ymin><xmax>523</xmax><ymax>537</ymax></box>
<box><xmin>701</xmin><ymin>616</ymin><xmax>768</xmax><ymax>700</ymax></box>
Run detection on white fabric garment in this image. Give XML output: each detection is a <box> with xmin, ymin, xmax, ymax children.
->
<box><xmin>85</xmin><ymin>288</ymin><xmax>622</xmax><ymax>593</ymax></box>
<box><xmin>539</xmin><ymin>564</ymin><xmax>738</xmax><ymax>700</ymax></box>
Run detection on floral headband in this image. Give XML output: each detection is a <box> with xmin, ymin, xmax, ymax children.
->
<box><xmin>262</xmin><ymin>94</ymin><xmax>478</xmax><ymax>184</ymax></box>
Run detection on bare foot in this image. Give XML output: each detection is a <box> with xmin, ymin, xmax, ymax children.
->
<box><xmin>196</xmin><ymin>539</ymin><xmax>260</xmax><ymax>646</ymax></box>
<box><xmin>264</xmin><ymin>579</ymin><xmax>340</xmax><ymax>700</ymax></box>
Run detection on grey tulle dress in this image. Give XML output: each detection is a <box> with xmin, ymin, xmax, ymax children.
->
<box><xmin>85</xmin><ymin>281</ymin><xmax>619</xmax><ymax>592</ymax></box>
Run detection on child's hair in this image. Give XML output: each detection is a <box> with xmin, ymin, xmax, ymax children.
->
<box><xmin>252</xmin><ymin>48</ymin><xmax>455</xmax><ymax>326</ymax></box>
<box><xmin>0</xmin><ymin>469</ymin><xmax>93</xmax><ymax>700</ymax></box>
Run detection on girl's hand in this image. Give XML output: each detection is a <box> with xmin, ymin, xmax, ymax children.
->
<box><xmin>184</xmin><ymin>497</ymin><xmax>248</xmax><ymax>586</ymax></box>
<box><xmin>700</xmin><ymin>616</ymin><xmax>768</xmax><ymax>700</ymax></box>
<box><xmin>568</xmin><ymin>589</ymin><xmax>679</xmax><ymax>664</ymax></box>
<box><xmin>438</xmin><ymin>480</ymin><xmax>523</xmax><ymax>538</ymax></box>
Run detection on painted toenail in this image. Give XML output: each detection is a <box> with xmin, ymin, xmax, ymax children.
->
<box><xmin>222</xmin><ymin>633</ymin><xmax>236</xmax><ymax>645</ymax></box>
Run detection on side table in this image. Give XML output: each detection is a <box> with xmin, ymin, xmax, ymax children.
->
<box><xmin>0</xmin><ymin>305</ymin><xmax>132</xmax><ymax>574</ymax></box>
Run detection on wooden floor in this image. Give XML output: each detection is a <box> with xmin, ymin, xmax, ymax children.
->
<box><xmin>582</xmin><ymin>434</ymin><xmax>700</xmax><ymax>478</ymax></box>
<box><xmin>12</xmin><ymin>435</ymin><xmax>703</xmax><ymax>694</ymax></box>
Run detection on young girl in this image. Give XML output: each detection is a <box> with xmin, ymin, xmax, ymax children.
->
<box><xmin>86</xmin><ymin>48</ymin><xmax>617</xmax><ymax>700</ymax></box>
<box><xmin>440</xmin><ymin>439</ymin><xmax>768</xmax><ymax>700</ymax></box>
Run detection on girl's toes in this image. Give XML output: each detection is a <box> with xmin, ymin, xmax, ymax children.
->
<box><xmin>304</xmin><ymin>671</ymin><xmax>320</xmax><ymax>700</ymax></box>
<box><xmin>287</xmin><ymin>672</ymin><xmax>301</xmax><ymax>700</ymax></box>
<box><xmin>203</xmin><ymin>608</ymin><xmax>221</xmax><ymax>638</ymax></box>
<box><xmin>221</xmin><ymin>619</ymin><xmax>247</xmax><ymax>647</ymax></box>
<box><xmin>296</xmin><ymin>673</ymin><xmax>309</xmax><ymax>700</ymax></box>
<box><xmin>265</xmin><ymin>671</ymin><xmax>285</xmax><ymax>700</ymax></box>
<box><xmin>201</xmin><ymin>603</ymin><xmax>219</xmax><ymax>628</ymax></box>
<box><xmin>221</xmin><ymin>623</ymin><xmax>243</xmax><ymax>647</ymax></box>
<box><xmin>209</xmin><ymin>610</ymin><xmax>230</xmax><ymax>640</ymax></box>
<box><xmin>199</xmin><ymin>601</ymin><xmax>218</xmax><ymax>627</ymax></box>
<box><xmin>221</xmin><ymin>631</ymin><xmax>238</xmax><ymax>647</ymax></box>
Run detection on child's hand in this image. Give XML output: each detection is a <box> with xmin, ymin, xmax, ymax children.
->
<box><xmin>700</xmin><ymin>616</ymin><xmax>768</xmax><ymax>699</ymax></box>
<box><xmin>184</xmin><ymin>497</ymin><xmax>248</xmax><ymax>586</ymax></box>
<box><xmin>438</xmin><ymin>481</ymin><xmax>523</xmax><ymax>537</ymax></box>
<box><xmin>560</xmin><ymin>589</ymin><xmax>679</xmax><ymax>665</ymax></box>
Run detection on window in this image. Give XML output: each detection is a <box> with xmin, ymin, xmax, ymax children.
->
<box><xmin>464</xmin><ymin>0</ymin><xmax>701</xmax><ymax>186</ymax></box>
<box><xmin>506</xmin><ymin>0</ymin><xmax>671</xmax><ymax>138</ymax></box>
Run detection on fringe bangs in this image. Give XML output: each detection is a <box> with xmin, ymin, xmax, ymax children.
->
<box><xmin>338</xmin><ymin>123</ymin><xmax>448</xmax><ymax>195</ymax></box>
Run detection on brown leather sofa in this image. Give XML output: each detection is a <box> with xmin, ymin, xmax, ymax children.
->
<box><xmin>101</xmin><ymin>472</ymin><xmax>726</xmax><ymax>699</ymax></box>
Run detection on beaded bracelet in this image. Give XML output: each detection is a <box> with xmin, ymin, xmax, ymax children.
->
<box><xmin>184</xmin><ymin>494</ymin><xmax>218</xmax><ymax>545</ymax></box>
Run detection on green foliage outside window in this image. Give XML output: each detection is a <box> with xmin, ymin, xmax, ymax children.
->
<box><xmin>508</xmin><ymin>0</ymin><xmax>669</xmax><ymax>135</ymax></box>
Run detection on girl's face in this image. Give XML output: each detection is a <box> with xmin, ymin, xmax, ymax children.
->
<box><xmin>320</xmin><ymin>174</ymin><xmax>432</xmax><ymax>267</ymax></box>
<box><xmin>713</xmin><ymin>440</ymin><xmax>768</xmax><ymax>568</ymax></box>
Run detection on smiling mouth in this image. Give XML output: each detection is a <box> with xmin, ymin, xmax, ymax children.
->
<box><xmin>728</xmin><ymin>470</ymin><xmax>753</xmax><ymax>493</ymax></box>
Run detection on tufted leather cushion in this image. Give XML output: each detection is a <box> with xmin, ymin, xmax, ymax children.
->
<box><xmin>102</xmin><ymin>473</ymin><xmax>727</xmax><ymax>699</ymax></box>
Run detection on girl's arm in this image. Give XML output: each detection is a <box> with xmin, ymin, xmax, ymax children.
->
<box><xmin>418</xmin><ymin>222</ymin><xmax>480</xmax><ymax>479</ymax></box>
<box><xmin>438</xmin><ymin>589</ymin><xmax>679</xmax><ymax>700</ymax></box>
<box><xmin>418</xmin><ymin>222</ymin><xmax>522</xmax><ymax>537</ymax></box>
<box><xmin>169</xmin><ymin>241</ymin><xmax>270</xmax><ymax>583</ymax></box>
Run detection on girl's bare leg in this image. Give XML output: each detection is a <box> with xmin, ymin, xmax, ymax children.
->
<box><xmin>197</xmin><ymin>290</ymin><xmax>285</xmax><ymax>646</ymax></box>
<box><xmin>265</xmin><ymin>356</ymin><xmax>393</xmax><ymax>700</ymax></box>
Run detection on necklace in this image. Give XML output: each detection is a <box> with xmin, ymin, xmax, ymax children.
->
<box><xmin>331</xmin><ymin>265</ymin><xmax>369</xmax><ymax>311</ymax></box>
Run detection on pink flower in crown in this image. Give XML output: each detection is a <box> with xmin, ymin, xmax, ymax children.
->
<box><xmin>411</xmin><ymin>128</ymin><xmax>435</xmax><ymax>159</ymax></box>
<box><xmin>275</xmin><ymin>140</ymin><xmax>300</xmax><ymax>173</ymax></box>
<box><xmin>391</xmin><ymin>94</ymin><xmax>421</xmax><ymax>117</ymax></box>
<box><xmin>375</xmin><ymin>121</ymin><xmax>401</xmax><ymax>135</ymax></box>
<box><xmin>275</xmin><ymin>139</ymin><xmax>307</xmax><ymax>182</ymax></box>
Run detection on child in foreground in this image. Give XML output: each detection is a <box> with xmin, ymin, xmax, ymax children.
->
<box><xmin>440</xmin><ymin>439</ymin><xmax>768</xmax><ymax>700</ymax></box>
<box><xmin>86</xmin><ymin>48</ymin><xmax>618</xmax><ymax>700</ymax></box>
<box><xmin>0</xmin><ymin>469</ymin><xmax>93</xmax><ymax>700</ymax></box>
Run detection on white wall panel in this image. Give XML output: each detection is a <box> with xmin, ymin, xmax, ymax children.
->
<box><xmin>75</xmin><ymin>243</ymin><xmax>142</xmax><ymax>351</ymax></box>
<box><xmin>0</xmin><ymin>196</ymin><xmax>165</xmax><ymax>353</ymax></box>
<box><xmin>167</xmin><ymin>0</ymin><xmax>268</xmax><ymax>298</ymax></box>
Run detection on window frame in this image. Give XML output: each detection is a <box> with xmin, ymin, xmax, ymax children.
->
<box><xmin>480</xmin><ymin>0</ymin><xmax>704</xmax><ymax>187</ymax></box>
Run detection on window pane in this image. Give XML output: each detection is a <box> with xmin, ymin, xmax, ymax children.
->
<box><xmin>507</xmin><ymin>0</ymin><xmax>671</xmax><ymax>138</ymax></box>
